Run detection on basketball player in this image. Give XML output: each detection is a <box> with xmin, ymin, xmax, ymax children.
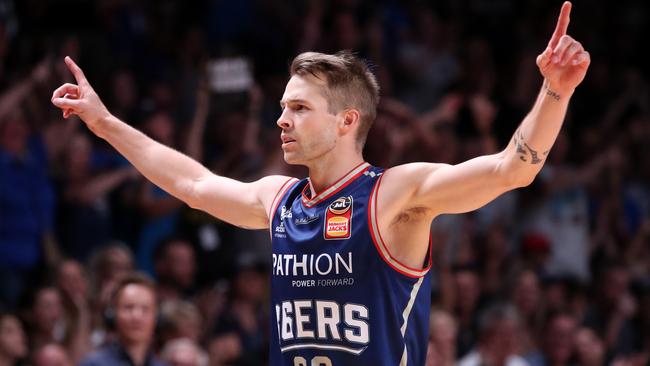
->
<box><xmin>52</xmin><ymin>2</ymin><xmax>589</xmax><ymax>365</ymax></box>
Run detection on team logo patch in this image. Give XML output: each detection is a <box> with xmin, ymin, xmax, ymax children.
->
<box><xmin>324</xmin><ymin>196</ymin><xmax>353</xmax><ymax>239</ymax></box>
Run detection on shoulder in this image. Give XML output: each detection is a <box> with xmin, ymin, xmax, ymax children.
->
<box><xmin>254</xmin><ymin>175</ymin><xmax>300</xmax><ymax>210</ymax></box>
<box><xmin>378</xmin><ymin>162</ymin><xmax>446</xmax><ymax>200</ymax></box>
<box><xmin>368</xmin><ymin>163</ymin><xmax>443</xmax><ymax>223</ymax></box>
<box><xmin>254</xmin><ymin>175</ymin><xmax>299</xmax><ymax>193</ymax></box>
<box><xmin>383</xmin><ymin>162</ymin><xmax>447</xmax><ymax>187</ymax></box>
<box><xmin>257</xmin><ymin>175</ymin><xmax>300</xmax><ymax>197</ymax></box>
<box><xmin>385</xmin><ymin>162</ymin><xmax>447</xmax><ymax>175</ymax></box>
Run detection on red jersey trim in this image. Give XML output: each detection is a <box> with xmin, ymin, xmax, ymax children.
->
<box><xmin>301</xmin><ymin>162</ymin><xmax>371</xmax><ymax>207</ymax></box>
<box><xmin>367</xmin><ymin>174</ymin><xmax>432</xmax><ymax>278</ymax></box>
<box><xmin>268</xmin><ymin>177</ymin><xmax>300</xmax><ymax>239</ymax></box>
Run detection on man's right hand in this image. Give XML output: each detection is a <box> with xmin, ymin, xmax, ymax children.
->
<box><xmin>51</xmin><ymin>56</ymin><xmax>111</xmax><ymax>133</ymax></box>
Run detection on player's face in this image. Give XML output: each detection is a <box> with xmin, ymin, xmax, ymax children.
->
<box><xmin>277</xmin><ymin>75</ymin><xmax>340</xmax><ymax>165</ymax></box>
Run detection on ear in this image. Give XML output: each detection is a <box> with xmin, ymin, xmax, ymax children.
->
<box><xmin>339</xmin><ymin>109</ymin><xmax>360</xmax><ymax>136</ymax></box>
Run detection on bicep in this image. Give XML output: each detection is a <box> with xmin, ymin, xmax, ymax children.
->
<box><xmin>190</xmin><ymin>174</ymin><xmax>296</xmax><ymax>229</ymax></box>
<box><xmin>399</xmin><ymin>153</ymin><xmax>519</xmax><ymax>216</ymax></box>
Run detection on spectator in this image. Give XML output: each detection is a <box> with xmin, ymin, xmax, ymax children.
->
<box><xmin>154</xmin><ymin>238</ymin><xmax>198</xmax><ymax>302</ymax></box>
<box><xmin>20</xmin><ymin>285</ymin><xmax>65</xmax><ymax>350</ymax></box>
<box><xmin>478</xmin><ymin>223</ymin><xmax>513</xmax><ymax>297</ymax></box>
<box><xmin>574</xmin><ymin>328</ymin><xmax>605</xmax><ymax>366</ymax></box>
<box><xmin>450</xmin><ymin>265</ymin><xmax>482</xmax><ymax>358</ymax></box>
<box><xmin>518</xmin><ymin>133</ymin><xmax>616</xmax><ymax>282</ymax></box>
<box><xmin>583</xmin><ymin>262</ymin><xmax>638</xmax><ymax>356</ymax></box>
<box><xmin>208</xmin><ymin>254</ymin><xmax>269</xmax><ymax>365</ymax></box>
<box><xmin>458</xmin><ymin>303</ymin><xmax>529</xmax><ymax>366</ymax></box>
<box><xmin>56</xmin><ymin>260</ymin><xmax>89</xmax><ymax>308</ymax></box>
<box><xmin>511</xmin><ymin>269</ymin><xmax>543</xmax><ymax>356</ymax></box>
<box><xmin>0</xmin><ymin>312</ymin><xmax>28</xmax><ymax>366</ymax></box>
<box><xmin>108</xmin><ymin>70</ymin><xmax>139</xmax><ymax>123</ymax></box>
<box><xmin>526</xmin><ymin>311</ymin><xmax>577</xmax><ymax>366</ymax></box>
<box><xmin>135</xmin><ymin>110</ymin><xmax>184</xmax><ymax>275</ymax></box>
<box><xmin>79</xmin><ymin>272</ymin><xmax>164</xmax><ymax>366</ymax></box>
<box><xmin>160</xmin><ymin>338</ymin><xmax>207</xmax><ymax>366</ymax></box>
<box><xmin>31</xmin><ymin>343</ymin><xmax>73</xmax><ymax>366</ymax></box>
<box><xmin>426</xmin><ymin>309</ymin><xmax>457</xmax><ymax>366</ymax></box>
<box><xmin>0</xmin><ymin>108</ymin><xmax>56</xmax><ymax>307</ymax></box>
<box><xmin>540</xmin><ymin>276</ymin><xmax>573</xmax><ymax>316</ymax></box>
<box><xmin>87</xmin><ymin>242</ymin><xmax>135</xmax><ymax>348</ymax></box>
<box><xmin>56</xmin><ymin>132</ymin><xmax>137</xmax><ymax>261</ymax></box>
<box><xmin>89</xmin><ymin>243</ymin><xmax>135</xmax><ymax>291</ymax></box>
<box><xmin>207</xmin><ymin>331</ymin><xmax>242</xmax><ymax>366</ymax></box>
<box><xmin>55</xmin><ymin>260</ymin><xmax>92</xmax><ymax>363</ymax></box>
<box><xmin>158</xmin><ymin>300</ymin><xmax>202</xmax><ymax>346</ymax></box>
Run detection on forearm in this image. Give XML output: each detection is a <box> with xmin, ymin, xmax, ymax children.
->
<box><xmin>0</xmin><ymin>79</ymin><xmax>34</xmax><ymax>120</ymax></box>
<box><xmin>65</xmin><ymin>307</ymin><xmax>92</xmax><ymax>364</ymax></box>
<box><xmin>502</xmin><ymin>81</ymin><xmax>573</xmax><ymax>184</ymax></box>
<box><xmin>42</xmin><ymin>232</ymin><xmax>62</xmax><ymax>268</ymax></box>
<box><xmin>185</xmin><ymin>115</ymin><xmax>206</xmax><ymax>161</ymax></box>
<box><xmin>94</xmin><ymin>114</ymin><xmax>212</xmax><ymax>205</ymax></box>
<box><xmin>184</xmin><ymin>92</ymin><xmax>209</xmax><ymax>161</ymax></box>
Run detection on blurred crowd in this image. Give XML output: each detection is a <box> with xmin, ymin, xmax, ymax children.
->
<box><xmin>1</xmin><ymin>0</ymin><xmax>649</xmax><ymax>365</ymax></box>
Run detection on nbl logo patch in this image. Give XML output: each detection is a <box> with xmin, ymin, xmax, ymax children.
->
<box><xmin>324</xmin><ymin>196</ymin><xmax>353</xmax><ymax>240</ymax></box>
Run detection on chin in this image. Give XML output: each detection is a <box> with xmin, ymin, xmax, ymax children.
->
<box><xmin>282</xmin><ymin>152</ymin><xmax>303</xmax><ymax>165</ymax></box>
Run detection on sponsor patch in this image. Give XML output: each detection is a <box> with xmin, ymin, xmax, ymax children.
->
<box><xmin>280</xmin><ymin>206</ymin><xmax>292</xmax><ymax>220</ymax></box>
<box><xmin>324</xmin><ymin>196</ymin><xmax>353</xmax><ymax>239</ymax></box>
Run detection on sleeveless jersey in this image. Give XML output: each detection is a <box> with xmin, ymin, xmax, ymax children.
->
<box><xmin>269</xmin><ymin>162</ymin><xmax>432</xmax><ymax>366</ymax></box>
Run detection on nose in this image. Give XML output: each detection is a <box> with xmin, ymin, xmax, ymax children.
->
<box><xmin>276</xmin><ymin>109</ymin><xmax>292</xmax><ymax>129</ymax></box>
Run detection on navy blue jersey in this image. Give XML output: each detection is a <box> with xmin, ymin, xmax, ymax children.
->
<box><xmin>269</xmin><ymin>162</ymin><xmax>432</xmax><ymax>366</ymax></box>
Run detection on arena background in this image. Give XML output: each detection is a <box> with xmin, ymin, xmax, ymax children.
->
<box><xmin>0</xmin><ymin>0</ymin><xmax>649</xmax><ymax>365</ymax></box>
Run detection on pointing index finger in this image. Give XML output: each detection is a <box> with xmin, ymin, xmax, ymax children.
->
<box><xmin>64</xmin><ymin>56</ymin><xmax>89</xmax><ymax>86</ymax></box>
<box><xmin>548</xmin><ymin>1</ymin><xmax>572</xmax><ymax>49</ymax></box>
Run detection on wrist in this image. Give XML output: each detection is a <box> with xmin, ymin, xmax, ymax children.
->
<box><xmin>90</xmin><ymin>113</ymin><xmax>115</xmax><ymax>139</ymax></box>
<box><xmin>543</xmin><ymin>80</ymin><xmax>574</xmax><ymax>100</ymax></box>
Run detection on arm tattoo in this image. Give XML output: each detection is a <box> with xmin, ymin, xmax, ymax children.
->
<box><xmin>545</xmin><ymin>85</ymin><xmax>561</xmax><ymax>101</ymax></box>
<box><xmin>513</xmin><ymin>128</ymin><xmax>549</xmax><ymax>164</ymax></box>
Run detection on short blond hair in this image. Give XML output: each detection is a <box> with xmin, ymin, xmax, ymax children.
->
<box><xmin>290</xmin><ymin>51</ymin><xmax>380</xmax><ymax>148</ymax></box>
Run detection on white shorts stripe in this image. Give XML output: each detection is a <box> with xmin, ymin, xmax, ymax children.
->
<box><xmin>280</xmin><ymin>343</ymin><xmax>367</xmax><ymax>355</ymax></box>
<box><xmin>398</xmin><ymin>276</ymin><xmax>424</xmax><ymax>366</ymax></box>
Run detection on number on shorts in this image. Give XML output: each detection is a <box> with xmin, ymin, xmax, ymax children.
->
<box><xmin>293</xmin><ymin>356</ymin><xmax>333</xmax><ymax>366</ymax></box>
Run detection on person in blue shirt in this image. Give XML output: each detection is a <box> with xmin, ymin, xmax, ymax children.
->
<box><xmin>0</xmin><ymin>109</ymin><xmax>55</xmax><ymax>307</ymax></box>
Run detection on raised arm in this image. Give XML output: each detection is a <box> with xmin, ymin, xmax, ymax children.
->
<box><xmin>385</xmin><ymin>1</ymin><xmax>590</xmax><ymax>217</ymax></box>
<box><xmin>0</xmin><ymin>58</ymin><xmax>50</xmax><ymax>121</ymax></box>
<box><xmin>51</xmin><ymin>57</ymin><xmax>293</xmax><ymax>229</ymax></box>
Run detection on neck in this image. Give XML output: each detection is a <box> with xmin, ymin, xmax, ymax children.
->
<box><xmin>122</xmin><ymin>340</ymin><xmax>150</xmax><ymax>366</ymax></box>
<box><xmin>306</xmin><ymin>150</ymin><xmax>364</xmax><ymax>195</ymax></box>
